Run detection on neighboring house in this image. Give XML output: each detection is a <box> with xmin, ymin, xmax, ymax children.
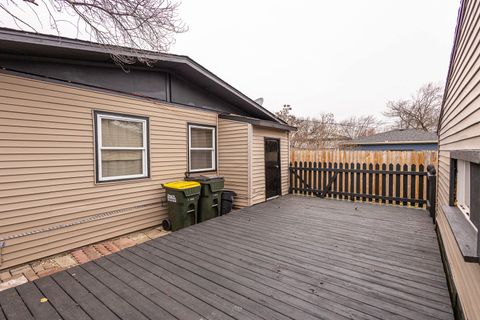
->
<box><xmin>436</xmin><ymin>1</ymin><xmax>480</xmax><ymax>319</ymax></box>
<box><xmin>342</xmin><ymin>129</ymin><xmax>438</xmax><ymax>151</ymax></box>
<box><xmin>0</xmin><ymin>28</ymin><xmax>293</xmax><ymax>270</ymax></box>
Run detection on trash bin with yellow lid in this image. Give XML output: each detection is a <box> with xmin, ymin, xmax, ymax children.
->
<box><xmin>162</xmin><ymin>180</ymin><xmax>201</xmax><ymax>231</ymax></box>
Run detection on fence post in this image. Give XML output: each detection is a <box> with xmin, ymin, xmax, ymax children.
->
<box><xmin>427</xmin><ymin>165</ymin><xmax>437</xmax><ymax>223</ymax></box>
<box><xmin>289</xmin><ymin>162</ymin><xmax>293</xmax><ymax>194</ymax></box>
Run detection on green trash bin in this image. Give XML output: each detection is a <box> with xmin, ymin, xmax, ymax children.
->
<box><xmin>162</xmin><ymin>180</ymin><xmax>201</xmax><ymax>231</ymax></box>
<box><xmin>186</xmin><ymin>176</ymin><xmax>224</xmax><ymax>222</ymax></box>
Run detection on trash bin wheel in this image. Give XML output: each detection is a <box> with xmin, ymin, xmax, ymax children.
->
<box><xmin>162</xmin><ymin>218</ymin><xmax>172</xmax><ymax>231</ymax></box>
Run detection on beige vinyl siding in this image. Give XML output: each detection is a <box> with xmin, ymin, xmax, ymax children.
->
<box><xmin>217</xmin><ymin>119</ymin><xmax>250</xmax><ymax>208</ymax></box>
<box><xmin>437</xmin><ymin>151</ymin><xmax>480</xmax><ymax>320</ymax></box>
<box><xmin>251</xmin><ymin>126</ymin><xmax>289</xmax><ymax>205</ymax></box>
<box><xmin>0</xmin><ymin>72</ymin><xmax>217</xmax><ymax>269</ymax></box>
<box><xmin>437</xmin><ymin>1</ymin><xmax>480</xmax><ymax>319</ymax></box>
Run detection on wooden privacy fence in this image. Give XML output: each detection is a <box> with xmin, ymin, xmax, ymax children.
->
<box><xmin>290</xmin><ymin>149</ymin><xmax>438</xmax><ymax>167</ymax></box>
<box><xmin>289</xmin><ymin>152</ymin><xmax>438</xmax><ymax>218</ymax></box>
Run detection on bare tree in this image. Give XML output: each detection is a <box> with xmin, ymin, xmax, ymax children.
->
<box><xmin>384</xmin><ymin>83</ymin><xmax>443</xmax><ymax>131</ymax></box>
<box><xmin>276</xmin><ymin>105</ymin><xmax>306</xmax><ymax>148</ymax></box>
<box><xmin>337</xmin><ymin>115</ymin><xmax>380</xmax><ymax>140</ymax></box>
<box><xmin>1</xmin><ymin>0</ymin><xmax>187</xmax><ymax>64</ymax></box>
<box><xmin>276</xmin><ymin>105</ymin><xmax>375</xmax><ymax>149</ymax></box>
<box><xmin>292</xmin><ymin>113</ymin><xmax>339</xmax><ymax>149</ymax></box>
<box><xmin>275</xmin><ymin>104</ymin><xmax>297</xmax><ymax>127</ymax></box>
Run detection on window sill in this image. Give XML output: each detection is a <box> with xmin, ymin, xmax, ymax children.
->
<box><xmin>95</xmin><ymin>176</ymin><xmax>151</xmax><ymax>185</ymax></box>
<box><xmin>442</xmin><ymin>205</ymin><xmax>478</xmax><ymax>262</ymax></box>
<box><xmin>187</xmin><ymin>169</ymin><xmax>217</xmax><ymax>175</ymax></box>
<box><xmin>450</xmin><ymin>149</ymin><xmax>480</xmax><ymax>164</ymax></box>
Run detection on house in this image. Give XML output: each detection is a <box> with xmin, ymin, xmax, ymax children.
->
<box><xmin>0</xmin><ymin>28</ymin><xmax>294</xmax><ymax>270</ymax></box>
<box><xmin>436</xmin><ymin>0</ymin><xmax>480</xmax><ymax>319</ymax></box>
<box><xmin>342</xmin><ymin>129</ymin><xmax>438</xmax><ymax>151</ymax></box>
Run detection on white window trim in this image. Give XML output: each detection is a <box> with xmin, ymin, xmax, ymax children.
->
<box><xmin>188</xmin><ymin>124</ymin><xmax>216</xmax><ymax>172</ymax></box>
<box><xmin>456</xmin><ymin>159</ymin><xmax>476</xmax><ymax>231</ymax></box>
<box><xmin>96</xmin><ymin>113</ymin><xmax>148</xmax><ymax>182</ymax></box>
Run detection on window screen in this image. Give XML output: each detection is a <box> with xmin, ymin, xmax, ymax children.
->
<box><xmin>96</xmin><ymin>112</ymin><xmax>148</xmax><ymax>181</ymax></box>
<box><xmin>188</xmin><ymin>125</ymin><xmax>216</xmax><ymax>172</ymax></box>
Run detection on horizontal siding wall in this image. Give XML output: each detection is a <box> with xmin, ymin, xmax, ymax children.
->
<box><xmin>217</xmin><ymin>119</ymin><xmax>250</xmax><ymax>208</ymax></box>
<box><xmin>0</xmin><ymin>72</ymin><xmax>218</xmax><ymax>269</ymax></box>
<box><xmin>438</xmin><ymin>140</ymin><xmax>480</xmax><ymax>311</ymax></box>
<box><xmin>438</xmin><ymin>0</ymin><xmax>480</xmax><ymax>319</ymax></box>
<box><xmin>251</xmin><ymin>126</ymin><xmax>289</xmax><ymax>205</ymax></box>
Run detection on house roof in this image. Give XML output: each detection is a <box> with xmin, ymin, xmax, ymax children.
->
<box><xmin>219</xmin><ymin>114</ymin><xmax>297</xmax><ymax>131</ymax></box>
<box><xmin>345</xmin><ymin>129</ymin><xmax>438</xmax><ymax>145</ymax></box>
<box><xmin>0</xmin><ymin>27</ymin><xmax>289</xmax><ymax>128</ymax></box>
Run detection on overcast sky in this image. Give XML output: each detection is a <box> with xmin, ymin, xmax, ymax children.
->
<box><xmin>170</xmin><ymin>0</ymin><xmax>460</xmax><ymax>120</ymax></box>
<box><xmin>1</xmin><ymin>1</ymin><xmax>460</xmax><ymax>121</ymax></box>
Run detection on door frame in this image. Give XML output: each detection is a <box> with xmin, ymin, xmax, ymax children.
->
<box><xmin>264</xmin><ymin>137</ymin><xmax>282</xmax><ymax>200</ymax></box>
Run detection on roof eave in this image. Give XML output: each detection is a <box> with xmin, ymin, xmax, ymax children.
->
<box><xmin>0</xmin><ymin>27</ymin><xmax>285</xmax><ymax>125</ymax></box>
<box><xmin>219</xmin><ymin>114</ymin><xmax>296</xmax><ymax>131</ymax></box>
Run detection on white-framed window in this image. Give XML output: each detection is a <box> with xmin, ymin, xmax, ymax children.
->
<box><xmin>456</xmin><ymin>159</ymin><xmax>473</xmax><ymax>225</ymax></box>
<box><xmin>95</xmin><ymin>112</ymin><xmax>149</xmax><ymax>182</ymax></box>
<box><xmin>188</xmin><ymin>124</ymin><xmax>216</xmax><ymax>172</ymax></box>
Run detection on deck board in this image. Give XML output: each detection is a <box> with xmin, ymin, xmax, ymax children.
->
<box><xmin>34</xmin><ymin>276</ymin><xmax>91</xmax><ymax>320</ymax></box>
<box><xmin>51</xmin><ymin>271</ymin><xmax>120</xmax><ymax>320</ymax></box>
<box><xmin>0</xmin><ymin>196</ymin><xmax>453</xmax><ymax>319</ymax></box>
<box><xmin>66</xmin><ymin>266</ymin><xmax>149</xmax><ymax>320</ymax></box>
<box><xmin>16</xmin><ymin>282</ymin><xmax>61</xmax><ymax>320</ymax></box>
<box><xmin>0</xmin><ymin>287</ymin><xmax>34</xmax><ymax>320</ymax></box>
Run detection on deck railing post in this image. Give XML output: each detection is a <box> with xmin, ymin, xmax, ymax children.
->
<box><xmin>427</xmin><ymin>165</ymin><xmax>437</xmax><ymax>223</ymax></box>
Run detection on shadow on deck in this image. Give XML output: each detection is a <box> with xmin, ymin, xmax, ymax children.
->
<box><xmin>0</xmin><ymin>195</ymin><xmax>453</xmax><ymax>320</ymax></box>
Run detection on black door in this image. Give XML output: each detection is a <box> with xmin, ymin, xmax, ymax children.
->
<box><xmin>265</xmin><ymin>138</ymin><xmax>281</xmax><ymax>199</ymax></box>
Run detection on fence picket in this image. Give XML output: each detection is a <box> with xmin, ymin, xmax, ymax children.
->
<box><xmin>308</xmin><ymin>161</ymin><xmax>313</xmax><ymax>196</ymax></box>
<box><xmin>294</xmin><ymin>161</ymin><xmax>298</xmax><ymax>193</ymax></box>
<box><xmin>349</xmin><ymin>163</ymin><xmax>354</xmax><ymax>201</ymax></box>
<box><xmin>388</xmin><ymin>164</ymin><xmax>394</xmax><ymax>205</ymax></box>
<box><xmin>327</xmin><ymin>162</ymin><xmax>332</xmax><ymax>196</ymax></box>
<box><xmin>302</xmin><ymin>161</ymin><xmax>308</xmax><ymax>195</ymax></box>
<box><xmin>403</xmin><ymin>164</ymin><xmax>409</xmax><ymax>206</ymax></box>
<box><xmin>333</xmin><ymin>162</ymin><xmax>338</xmax><ymax>199</ymax></box>
<box><xmin>381</xmin><ymin>163</ymin><xmax>387</xmax><ymax>204</ymax></box>
<box><xmin>356</xmin><ymin>163</ymin><xmax>361</xmax><ymax>201</ymax></box>
<box><xmin>411</xmin><ymin>164</ymin><xmax>417</xmax><ymax>207</ymax></box>
<box><xmin>375</xmin><ymin>163</ymin><xmax>380</xmax><ymax>203</ymax></box>
<box><xmin>395</xmin><ymin>164</ymin><xmax>401</xmax><ymax>205</ymax></box>
<box><xmin>368</xmin><ymin>163</ymin><xmax>373</xmax><ymax>202</ymax></box>
<box><xmin>362</xmin><ymin>163</ymin><xmax>367</xmax><ymax>202</ymax></box>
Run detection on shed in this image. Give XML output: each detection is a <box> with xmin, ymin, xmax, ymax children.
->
<box><xmin>0</xmin><ymin>28</ymin><xmax>294</xmax><ymax>269</ymax></box>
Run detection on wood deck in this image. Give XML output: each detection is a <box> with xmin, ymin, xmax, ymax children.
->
<box><xmin>0</xmin><ymin>196</ymin><xmax>453</xmax><ymax>320</ymax></box>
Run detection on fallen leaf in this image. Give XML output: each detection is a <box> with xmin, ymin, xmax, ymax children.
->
<box><xmin>40</xmin><ymin>298</ymin><xmax>48</xmax><ymax>303</ymax></box>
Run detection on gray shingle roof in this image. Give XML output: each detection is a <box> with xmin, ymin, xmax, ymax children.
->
<box><xmin>347</xmin><ymin>129</ymin><xmax>438</xmax><ymax>145</ymax></box>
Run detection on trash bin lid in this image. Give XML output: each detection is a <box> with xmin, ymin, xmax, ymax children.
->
<box><xmin>163</xmin><ymin>180</ymin><xmax>201</xmax><ymax>190</ymax></box>
<box><xmin>186</xmin><ymin>175</ymin><xmax>224</xmax><ymax>183</ymax></box>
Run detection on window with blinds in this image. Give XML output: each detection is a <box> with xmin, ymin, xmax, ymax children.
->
<box><xmin>95</xmin><ymin>112</ymin><xmax>149</xmax><ymax>182</ymax></box>
<box><xmin>188</xmin><ymin>124</ymin><xmax>216</xmax><ymax>172</ymax></box>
